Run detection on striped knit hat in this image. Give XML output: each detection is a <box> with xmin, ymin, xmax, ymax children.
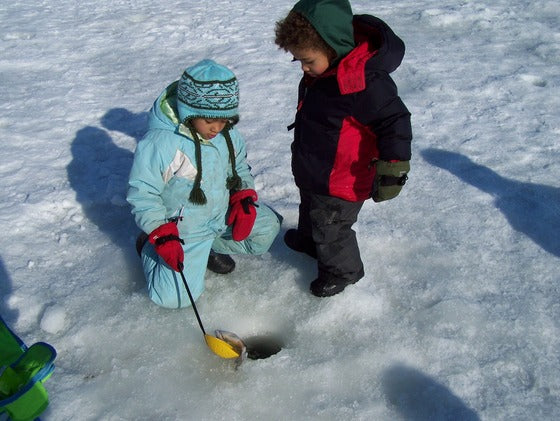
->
<box><xmin>177</xmin><ymin>59</ymin><xmax>239</xmax><ymax>123</ymax></box>
<box><xmin>176</xmin><ymin>60</ymin><xmax>242</xmax><ymax>205</ymax></box>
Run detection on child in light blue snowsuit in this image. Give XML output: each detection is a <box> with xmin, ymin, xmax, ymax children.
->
<box><xmin>127</xmin><ymin>59</ymin><xmax>281</xmax><ymax>308</ymax></box>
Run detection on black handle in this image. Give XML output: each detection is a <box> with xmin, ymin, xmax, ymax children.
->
<box><xmin>178</xmin><ymin>265</ymin><xmax>207</xmax><ymax>336</ymax></box>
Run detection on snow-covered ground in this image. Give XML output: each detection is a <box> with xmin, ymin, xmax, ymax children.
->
<box><xmin>1</xmin><ymin>0</ymin><xmax>559</xmax><ymax>419</ymax></box>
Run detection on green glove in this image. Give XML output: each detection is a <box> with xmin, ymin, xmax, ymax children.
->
<box><xmin>372</xmin><ymin>160</ymin><xmax>410</xmax><ymax>202</ymax></box>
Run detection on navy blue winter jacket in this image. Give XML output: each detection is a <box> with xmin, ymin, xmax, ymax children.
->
<box><xmin>291</xmin><ymin>14</ymin><xmax>412</xmax><ymax>201</ymax></box>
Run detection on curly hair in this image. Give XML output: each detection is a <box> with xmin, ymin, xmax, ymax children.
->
<box><xmin>274</xmin><ymin>11</ymin><xmax>337</xmax><ymax>62</ymax></box>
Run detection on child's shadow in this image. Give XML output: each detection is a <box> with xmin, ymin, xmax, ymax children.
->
<box><xmin>382</xmin><ymin>364</ymin><xmax>480</xmax><ymax>420</ymax></box>
<box><xmin>422</xmin><ymin>148</ymin><xmax>560</xmax><ymax>257</ymax></box>
<box><xmin>67</xmin><ymin>108</ymin><xmax>147</xmax><ymax>256</ymax></box>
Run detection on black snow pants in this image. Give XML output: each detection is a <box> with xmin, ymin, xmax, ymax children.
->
<box><xmin>297</xmin><ymin>189</ymin><xmax>365</xmax><ymax>284</ymax></box>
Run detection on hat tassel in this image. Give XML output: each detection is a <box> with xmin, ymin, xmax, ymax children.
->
<box><xmin>187</xmin><ymin>125</ymin><xmax>208</xmax><ymax>205</ymax></box>
<box><xmin>224</xmin><ymin>127</ymin><xmax>242</xmax><ymax>191</ymax></box>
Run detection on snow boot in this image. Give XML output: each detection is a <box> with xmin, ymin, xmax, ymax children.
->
<box><xmin>207</xmin><ymin>251</ymin><xmax>235</xmax><ymax>274</ymax></box>
<box><xmin>310</xmin><ymin>277</ymin><xmax>358</xmax><ymax>297</ymax></box>
<box><xmin>284</xmin><ymin>229</ymin><xmax>317</xmax><ymax>259</ymax></box>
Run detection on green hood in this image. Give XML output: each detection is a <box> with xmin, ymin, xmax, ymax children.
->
<box><xmin>292</xmin><ymin>0</ymin><xmax>355</xmax><ymax>60</ymax></box>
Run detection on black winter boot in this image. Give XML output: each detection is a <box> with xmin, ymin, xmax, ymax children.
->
<box><xmin>207</xmin><ymin>251</ymin><xmax>235</xmax><ymax>274</ymax></box>
<box><xmin>310</xmin><ymin>277</ymin><xmax>358</xmax><ymax>297</ymax></box>
<box><xmin>284</xmin><ymin>229</ymin><xmax>317</xmax><ymax>259</ymax></box>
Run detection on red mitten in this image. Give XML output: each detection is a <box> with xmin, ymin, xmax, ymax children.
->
<box><xmin>227</xmin><ymin>189</ymin><xmax>258</xmax><ymax>241</ymax></box>
<box><xmin>148</xmin><ymin>222</ymin><xmax>184</xmax><ymax>272</ymax></box>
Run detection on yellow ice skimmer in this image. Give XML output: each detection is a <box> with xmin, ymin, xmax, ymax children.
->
<box><xmin>204</xmin><ymin>334</ymin><xmax>240</xmax><ymax>359</ymax></box>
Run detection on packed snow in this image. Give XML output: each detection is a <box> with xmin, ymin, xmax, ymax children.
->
<box><xmin>0</xmin><ymin>0</ymin><xmax>559</xmax><ymax>419</ymax></box>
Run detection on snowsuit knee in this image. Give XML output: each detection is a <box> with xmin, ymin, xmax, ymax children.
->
<box><xmin>140</xmin><ymin>204</ymin><xmax>280</xmax><ymax>309</ymax></box>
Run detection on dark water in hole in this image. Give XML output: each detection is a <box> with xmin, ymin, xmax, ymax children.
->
<box><xmin>244</xmin><ymin>335</ymin><xmax>284</xmax><ymax>360</ymax></box>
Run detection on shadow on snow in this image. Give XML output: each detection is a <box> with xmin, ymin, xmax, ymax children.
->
<box><xmin>421</xmin><ymin>148</ymin><xmax>560</xmax><ymax>258</ymax></box>
<box><xmin>67</xmin><ymin>108</ymin><xmax>147</xmax><ymax>258</ymax></box>
<box><xmin>0</xmin><ymin>259</ymin><xmax>18</xmax><ymax>324</ymax></box>
<box><xmin>382</xmin><ymin>364</ymin><xmax>480</xmax><ymax>421</ymax></box>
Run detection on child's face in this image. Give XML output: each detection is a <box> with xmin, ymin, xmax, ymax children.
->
<box><xmin>289</xmin><ymin>47</ymin><xmax>330</xmax><ymax>77</ymax></box>
<box><xmin>191</xmin><ymin>118</ymin><xmax>229</xmax><ymax>140</ymax></box>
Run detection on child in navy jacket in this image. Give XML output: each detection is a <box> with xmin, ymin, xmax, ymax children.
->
<box><xmin>275</xmin><ymin>0</ymin><xmax>412</xmax><ymax>296</ymax></box>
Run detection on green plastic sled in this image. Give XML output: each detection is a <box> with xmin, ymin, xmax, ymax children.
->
<box><xmin>0</xmin><ymin>316</ymin><xmax>56</xmax><ymax>421</ymax></box>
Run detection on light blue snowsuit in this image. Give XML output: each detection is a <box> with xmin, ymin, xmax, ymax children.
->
<box><xmin>127</xmin><ymin>82</ymin><xmax>281</xmax><ymax>308</ymax></box>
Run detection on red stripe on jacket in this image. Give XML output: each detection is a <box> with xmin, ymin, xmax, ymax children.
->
<box><xmin>328</xmin><ymin>116</ymin><xmax>379</xmax><ymax>201</ymax></box>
